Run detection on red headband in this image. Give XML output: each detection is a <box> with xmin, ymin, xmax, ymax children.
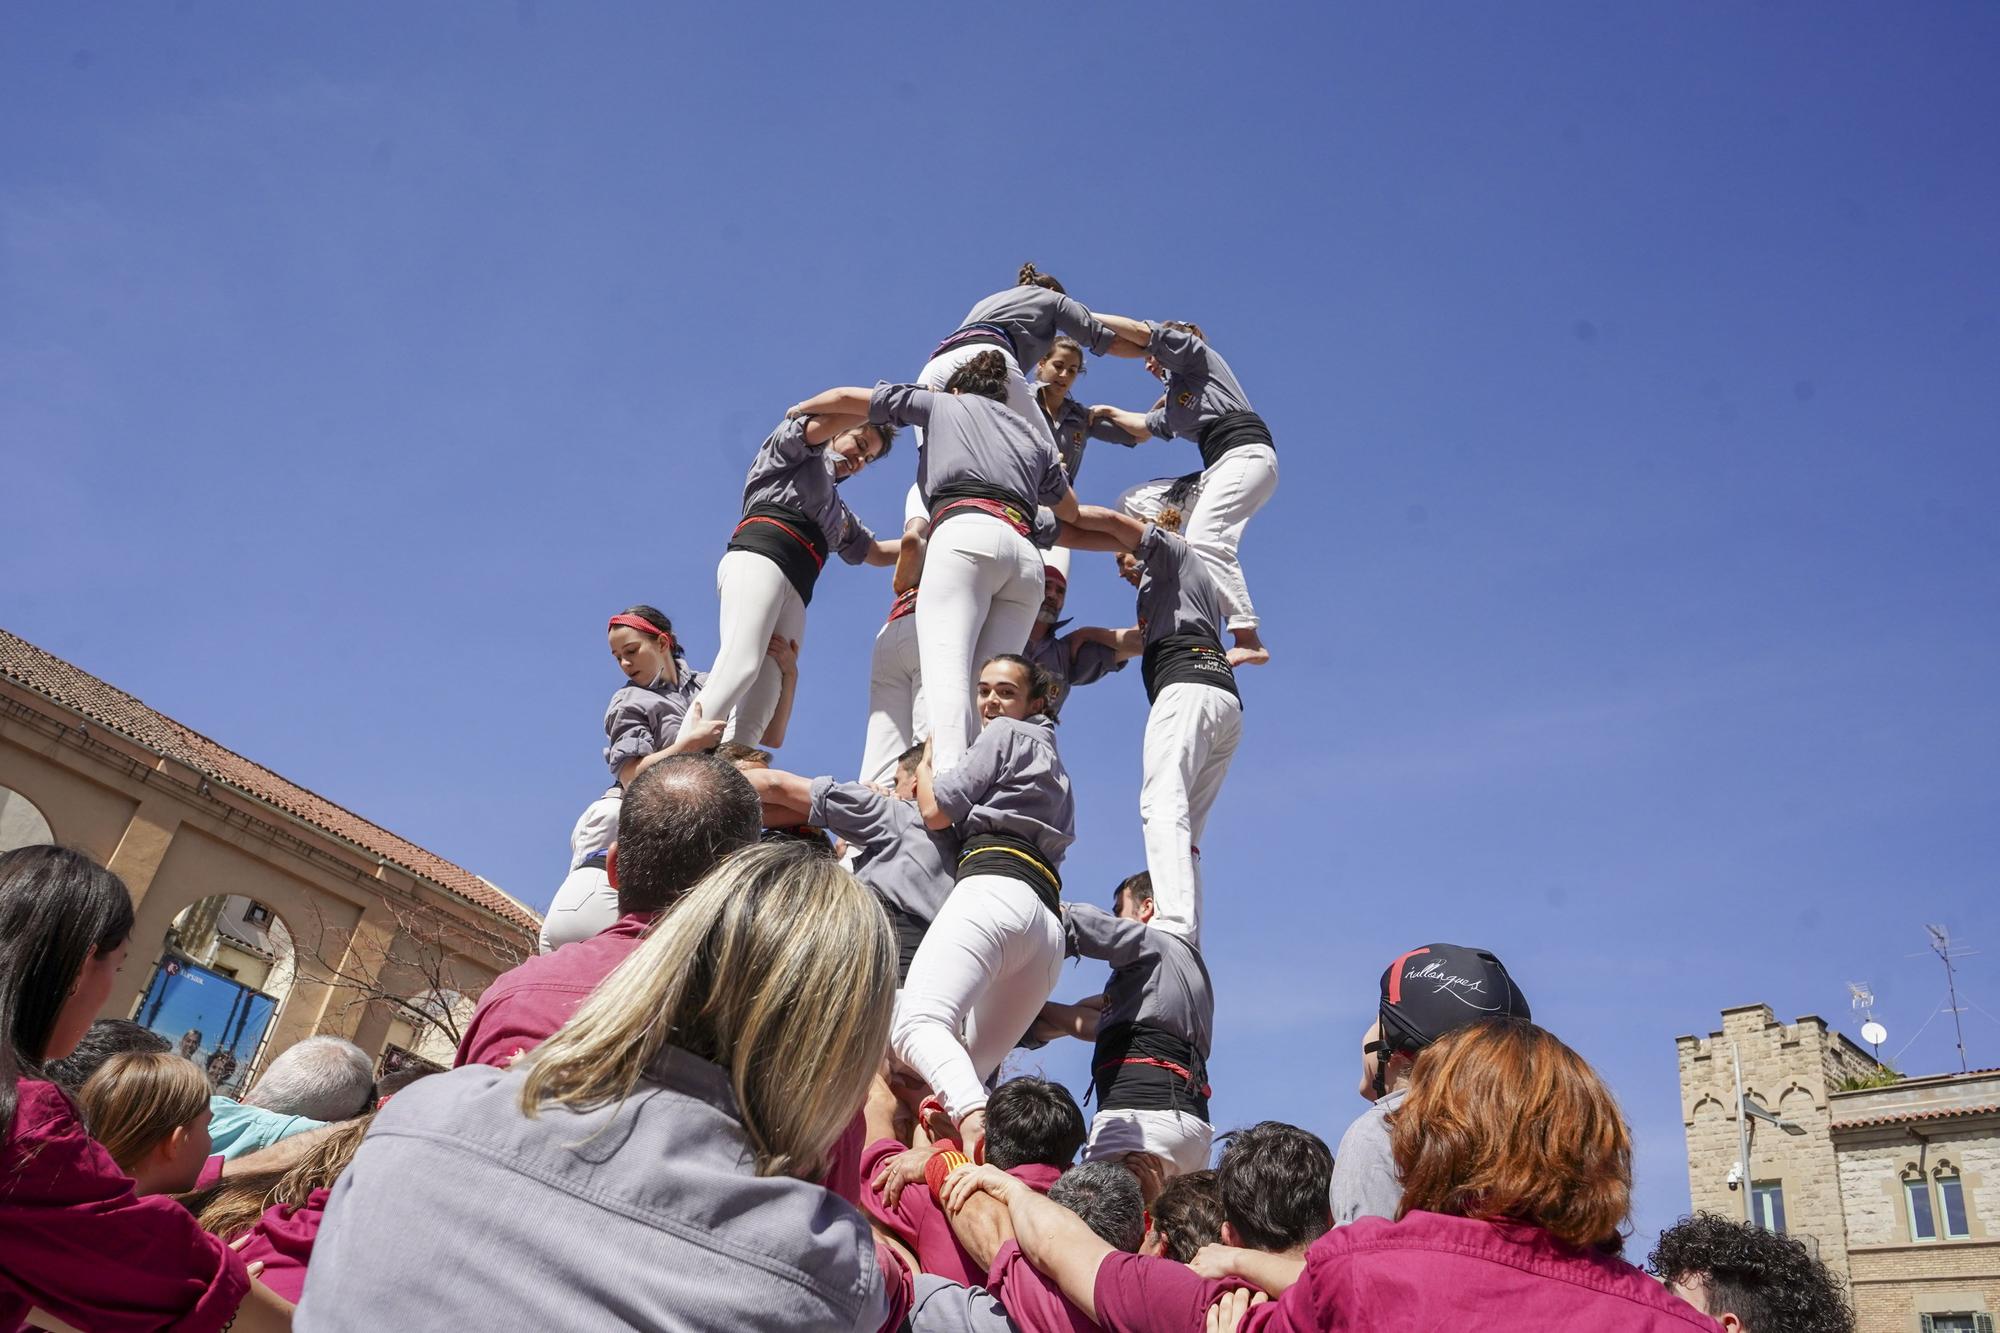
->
<box><xmin>1043</xmin><ymin>566</ymin><xmax>1068</xmax><ymax>590</ymax></box>
<box><xmin>608</xmin><ymin>614</ymin><xmax>674</xmax><ymax>650</ymax></box>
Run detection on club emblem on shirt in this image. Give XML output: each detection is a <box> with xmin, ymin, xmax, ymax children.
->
<box><xmin>1177</xmin><ymin>391</ymin><xmax>1193</xmax><ymax>408</ymax></box>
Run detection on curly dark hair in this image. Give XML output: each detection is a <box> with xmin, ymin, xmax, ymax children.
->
<box><xmin>944</xmin><ymin>348</ymin><xmax>1011</xmax><ymax>403</ymax></box>
<box><xmin>1648</xmin><ymin>1213</ymin><xmax>1853</xmax><ymax>1333</ymax></box>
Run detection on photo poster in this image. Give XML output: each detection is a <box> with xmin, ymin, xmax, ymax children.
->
<box><xmin>135</xmin><ymin>953</ymin><xmax>280</xmax><ymax>1096</ymax></box>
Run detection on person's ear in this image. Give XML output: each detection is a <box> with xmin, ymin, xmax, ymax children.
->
<box><xmin>1717</xmin><ymin>1315</ymin><xmax>1744</xmax><ymax>1333</ymax></box>
<box><xmin>1140</xmin><ymin>1228</ymin><xmax>1167</xmax><ymax>1258</ymax></box>
<box><xmin>155</xmin><ymin>1125</ymin><xmax>188</xmax><ymax>1167</ymax></box>
<box><xmin>1221</xmin><ymin>1221</ymin><xmax>1243</xmax><ymax>1249</ymax></box>
<box><xmin>606</xmin><ymin>843</ymin><xmax>619</xmax><ymax>889</ymax></box>
<box><xmin>1138</xmin><ymin>898</ymin><xmax>1156</xmax><ymax>924</ymax></box>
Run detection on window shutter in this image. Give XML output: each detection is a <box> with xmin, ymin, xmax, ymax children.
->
<box><xmin>1918</xmin><ymin>1316</ymin><xmax>1934</xmax><ymax>1333</ymax></box>
<box><xmin>1970</xmin><ymin>1314</ymin><xmax>1992</xmax><ymax>1333</ymax></box>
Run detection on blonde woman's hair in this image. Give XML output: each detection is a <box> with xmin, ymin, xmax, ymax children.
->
<box><xmin>190</xmin><ymin>1114</ymin><xmax>374</xmax><ymax>1240</ymax></box>
<box><xmin>518</xmin><ymin>842</ymin><xmax>896</xmax><ymax>1180</ymax></box>
<box><xmin>78</xmin><ymin>1051</ymin><xmax>211</xmax><ymax>1171</ymax></box>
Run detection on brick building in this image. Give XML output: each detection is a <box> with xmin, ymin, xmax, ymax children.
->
<box><xmin>1680</xmin><ymin>1004</ymin><xmax>2000</xmax><ymax>1332</ymax></box>
<box><xmin>0</xmin><ymin>626</ymin><xmax>539</xmax><ymax>1078</ymax></box>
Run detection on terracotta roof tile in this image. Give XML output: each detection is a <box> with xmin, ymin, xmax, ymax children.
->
<box><xmin>1831</xmin><ymin>1102</ymin><xmax>2000</xmax><ymax>1131</ymax></box>
<box><xmin>1</xmin><ymin>627</ymin><xmax>538</xmax><ymax>935</ymax></box>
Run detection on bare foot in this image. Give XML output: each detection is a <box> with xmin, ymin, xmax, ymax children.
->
<box><xmin>1229</xmin><ymin>628</ymin><xmax>1270</xmax><ymax>668</ymax></box>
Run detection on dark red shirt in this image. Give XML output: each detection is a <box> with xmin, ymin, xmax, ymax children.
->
<box><xmin>455</xmin><ymin>913</ymin><xmax>652</xmax><ymax>1068</ymax></box>
<box><xmin>859</xmin><ymin>1137</ymin><xmax>1062</xmax><ymax>1287</ymax></box>
<box><xmin>1091</xmin><ymin>1212</ymin><xmax>1723</xmax><ymax>1333</ymax></box>
<box><xmin>990</xmin><ymin>1238</ymin><xmax>1100</xmax><ymax>1333</ymax></box>
<box><xmin>232</xmin><ymin>1187</ymin><xmax>328</xmax><ymax>1305</ymax></box>
<box><xmin>1</xmin><ymin>1077</ymin><xmax>248</xmax><ymax>1333</ymax></box>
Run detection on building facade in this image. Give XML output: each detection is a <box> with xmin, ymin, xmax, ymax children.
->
<box><xmin>1680</xmin><ymin>1004</ymin><xmax>2000</xmax><ymax>1332</ymax></box>
<box><xmin>0</xmin><ymin>627</ymin><xmax>539</xmax><ymax>1081</ymax></box>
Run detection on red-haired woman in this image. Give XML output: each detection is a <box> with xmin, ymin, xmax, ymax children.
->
<box><xmin>939</xmin><ymin>1019</ymin><xmax>1723</xmax><ymax>1332</ymax></box>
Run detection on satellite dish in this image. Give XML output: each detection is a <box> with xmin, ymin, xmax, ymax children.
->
<box><xmin>1861</xmin><ymin>1020</ymin><xmax>1888</xmax><ymax>1046</ymax></box>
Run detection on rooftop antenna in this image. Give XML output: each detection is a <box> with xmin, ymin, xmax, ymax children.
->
<box><xmin>1925</xmin><ymin>925</ymin><xmax>1971</xmax><ymax>1074</ymax></box>
<box><xmin>1849</xmin><ymin>982</ymin><xmax>1887</xmax><ymax>1061</ymax></box>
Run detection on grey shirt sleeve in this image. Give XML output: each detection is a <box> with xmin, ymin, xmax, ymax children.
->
<box><xmin>1329</xmin><ymin>1096</ymin><xmax>1406</xmax><ymax>1226</ymax></box>
<box><xmin>869</xmin><ymin>382</ymin><xmax>933</xmax><ymax>429</ymax></box>
<box><xmin>1145</xmin><ymin>321</ymin><xmax>1208</xmax><ymax>375</ymax></box>
<box><xmin>1051</xmin><ymin>292</ymin><xmax>1117</xmax><ymax>356</ymax></box>
<box><xmin>1088</xmin><ymin>413</ymin><xmax>1142</xmax><ymax>446</ymax></box>
<box><xmin>1145</xmin><ymin>405</ymin><xmax>1172</xmax><ymax>440</ymax></box>
<box><xmin>1063</xmin><ymin>903</ymin><xmax>1155</xmax><ymax>967</ymax></box>
<box><xmin>806</xmin><ymin>777</ymin><xmax>897</xmax><ymax>846</ymax></box>
<box><xmin>1061</xmin><ymin>635</ymin><xmax>1123</xmax><ymax>688</ymax></box>
<box><xmin>830</xmin><ymin>499</ymin><xmax>876</xmax><ymax>565</ymax></box>
<box><xmin>908</xmin><ymin>1275</ymin><xmax>1019</xmax><ymax>1333</ymax></box>
<box><xmin>930</xmin><ymin>725</ymin><xmax>1009</xmax><ymax>826</ymax></box>
<box><xmin>603</xmin><ymin>690</ymin><xmax>667</xmax><ymax>780</ymax></box>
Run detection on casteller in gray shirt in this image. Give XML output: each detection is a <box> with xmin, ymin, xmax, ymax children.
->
<box><xmin>1064</xmin><ymin>903</ymin><xmax>1213</xmax><ymax>1064</ymax></box>
<box><xmin>1142</xmin><ymin>323</ymin><xmax>1256</xmax><ymax>445</ymax></box>
<box><xmin>931</xmin><ymin>714</ymin><xmax>1075</xmax><ymax>870</ymax></box>
<box><xmin>297</xmin><ymin>1050</ymin><xmax>888</xmax><ymax>1332</ymax></box>
<box><xmin>1328</xmin><ymin>1085</ymin><xmax>1409</xmax><ymax>1226</ymax></box>
<box><xmin>807</xmin><ymin>776</ymin><xmax>958</xmax><ymax>925</ymax></box>
<box><xmin>870</xmin><ymin>384</ymin><xmax>1070</xmax><ymax>517</ymax></box>
<box><xmin>957</xmin><ymin>284</ymin><xmax>1118</xmax><ymax>372</ymax></box>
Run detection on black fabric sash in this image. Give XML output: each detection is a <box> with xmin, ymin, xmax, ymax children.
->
<box><xmin>956</xmin><ymin>830</ymin><xmax>1061</xmax><ymax>918</ymax></box>
<box><xmin>930</xmin><ymin>322</ymin><xmax>1019</xmax><ymax>363</ymax></box>
<box><xmin>1196</xmin><ymin>409</ymin><xmax>1274</xmax><ymax>470</ymax></box>
<box><xmin>727</xmin><ymin>502</ymin><xmax>828</xmax><ymax>606</ymax></box>
<box><xmin>928</xmin><ymin>481</ymin><xmax>1036</xmax><ymax>537</ymax></box>
<box><xmin>1092</xmin><ymin>1021</ymin><xmax>1212</xmax><ymax>1119</ymax></box>
<box><xmin>1141</xmin><ymin>631</ymin><xmax>1240</xmax><ymax>705</ymax></box>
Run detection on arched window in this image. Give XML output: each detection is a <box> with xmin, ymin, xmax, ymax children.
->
<box><xmin>0</xmin><ymin>784</ymin><xmax>54</xmax><ymax>853</ymax></box>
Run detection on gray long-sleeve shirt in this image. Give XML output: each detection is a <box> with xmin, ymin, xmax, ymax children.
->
<box><xmin>807</xmin><ymin>777</ymin><xmax>958</xmax><ymax>923</ymax></box>
<box><xmin>907</xmin><ymin>1276</ymin><xmax>1018</xmax><ymax>1333</ymax></box>
<box><xmin>1329</xmin><ymin>1087</ymin><xmax>1409</xmax><ymax>1226</ymax></box>
<box><xmin>1135</xmin><ymin>524</ymin><xmax>1228</xmax><ymax>648</ymax></box>
<box><xmin>297</xmin><ymin>1051</ymin><xmax>888</xmax><ymax>1332</ymax></box>
<box><xmin>741</xmin><ymin>417</ymin><xmax>876</xmax><ymax>562</ymax></box>
<box><xmin>1042</xmin><ymin>393</ymin><xmax>1141</xmax><ymax>485</ymax></box>
<box><xmin>870</xmin><ymin>385</ymin><xmax>1069</xmax><ymax>514</ymax></box>
<box><xmin>1141</xmin><ymin>324</ymin><xmax>1256</xmax><ymax>444</ymax></box>
<box><xmin>1023</xmin><ymin>626</ymin><xmax>1123</xmax><ymax>722</ymax></box>
<box><xmin>958</xmin><ymin>285</ymin><xmax>1118</xmax><ymax>371</ymax></box>
<box><xmin>931</xmin><ymin>714</ymin><xmax>1075</xmax><ymax>868</ymax></box>
<box><xmin>1063</xmin><ymin>903</ymin><xmax>1214</xmax><ymax>1059</ymax></box>
<box><xmin>602</xmin><ymin>669</ymin><xmax>707</xmax><ymax>785</ymax></box>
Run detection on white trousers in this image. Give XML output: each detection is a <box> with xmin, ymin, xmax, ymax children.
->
<box><xmin>1121</xmin><ymin>445</ymin><xmax>1279</xmax><ymax>632</ymax></box>
<box><xmin>1140</xmin><ymin>683</ymin><xmax>1243</xmax><ymax>946</ymax></box>
<box><xmin>915</xmin><ymin>514</ymin><xmax>1042</xmax><ymax>774</ymax></box>
<box><xmin>890</xmin><ymin>874</ymin><xmax>1065</xmax><ymax>1121</ymax></box>
<box><xmin>859</xmin><ymin>613</ymin><xmax>927</xmax><ymax>787</ymax></box>
<box><xmin>1084</xmin><ymin>1109</ymin><xmax>1215</xmax><ymax>1177</ymax></box>
<box><xmin>539</xmin><ymin>793</ymin><xmax>624</xmax><ymax>952</ymax></box>
<box><xmin>681</xmin><ymin>550</ymin><xmax>806</xmax><ymax>749</ymax></box>
<box><xmin>917</xmin><ymin>342</ymin><xmax>1052</xmax><ymax>445</ymax></box>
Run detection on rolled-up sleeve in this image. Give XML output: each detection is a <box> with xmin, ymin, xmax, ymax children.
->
<box><xmin>1063</xmin><ymin>637</ymin><xmax>1123</xmax><ymax>688</ymax></box>
<box><xmin>0</xmin><ymin>1083</ymin><xmax>251</xmax><ymax>1333</ymax></box>
<box><xmin>1145</xmin><ymin>406</ymin><xmax>1172</xmax><ymax>440</ymax></box>
<box><xmin>765</xmin><ymin>416</ymin><xmax>816</xmax><ymax>466</ymax></box>
<box><xmin>603</xmin><ymin>692</ymin><xmax>667</xmax><ymax>780</ymax></box>
<box><xmin>1053</xmin><ymin>293</ymin><xmax>1117</xmax><ymax>356</ymax></box>
<box><xmin>871</xmin><ymin>382</ymin><xmax>933</xmax><ymax>428</ymax></box>
<box><xmin>1064</xmin><ymin>903</ymin><xmax>1154</xmax><ymax>967</ymax></box>
<box><xmin>1145</xmin><ymin>322</ymin><xmax>1206</xmax><ymax>374</ymax></box>
<box><xmin>833</xmin><ymin>502</ymin><xmax>878</xmax><ymax>565</ymax></box>
<box><xmin>809</xmin><ymin>777</ymin><xmax>896</xmax><ymax>847</ymax></box>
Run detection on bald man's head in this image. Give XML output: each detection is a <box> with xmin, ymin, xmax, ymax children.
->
<box><xmin>614</xmin><ymin>755</ymin><xmax>760</xmax><ymax>917</ymax></box>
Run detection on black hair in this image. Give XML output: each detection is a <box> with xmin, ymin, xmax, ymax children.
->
<box><xmin>894</xmin><ymin>743</ymin><xmax>928</xmax><ymax>780</ymax></box>
<box><xmin>1649</xmin><ymin>1213</ymin><xmax>1854</xmax><ymax>1333</ymax></box>
<box><xmin>42</xmin><ymin>1018</ymin><xmax>170</xmax><ymax>1098</ymax></box>
<box><xmin>870</xmin><ymin>422</ymin><xmax>898</xmax><ymax>461</ymax></box>
<box><xmin>1216</xmin><ymin>1121</ymin><xmax>1334</xmax><ymax>1253</ymax></box>
<box><xmin>1049</xmin><ymin>1161</ymin><xmax>1145</xmax><ymax>1252</ymax></box>
<box><xmin>1150</xmin><ymin>1169</ymin><xmax>1225</xmax><ymax>1263</ymax></box>
<box><xmin>981</xmin><ymin>653</ymin><xmax>1055</xmax><ymax>710</ymax></box>
<box><xmin>759</xmin><ymin>825</ymin><xmax>835</xmax><ymax>854</ymax></box>
<box><xmin>1017</xmin><ymin>262</ymin><xmax>1066</xmax><ymax>294</ymax></box>
<box><xmin>615</xmin><ymin>755</ymin><xmax>761</xmax><ymax>916</ymax></box>
<box><xmin>616</xmin><ymin>604</ymin><xmax>685</xmax><ymax>663</ymax></box>
<box><xmin>944</xmin><ymin>349</ymin><xmax>1011</xmax><ymax>403</ymax></box>
<box><xmin>0</xmin><ymin>846</ymin><xmax>136</xmax><ymax>1132</ymax></box>
<box><xmin>1112</xmin><ymin>871</ymin><xmax>1154</xmax><ymax>911</ymax></box>
<box><xmin>983</xmin><ymin>1076</ymin><xmax>1086</xmax><ymax>1172</ymax></box>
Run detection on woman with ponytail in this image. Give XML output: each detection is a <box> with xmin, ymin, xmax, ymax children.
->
<box><xmin>790</xmin><ymin>351</ymin><xmax>1087</xmax><ymax>774</ymax></box>
<box><xmin>917</xmin><ymin>264</ymin><xmax>1140</xmax><ymax>446</ymax></box>
<box><xmin>1031</xmin><ymin>334</ymin><xmax>1146</xmax><ymax>485</ymax></box>
<box><xmin>0</xmin><ymin>846</ymin><xmax>291</xmax><ymax>1331</ymax></box>
<box><xmin>542</xmin><ymin>604</ymin><xmax>736</xmax><ymax>952</ymax></box>
<box><xmin>1094</xmin><ymin>316</ymin><xmax>1281</xmax><ymax>668</ymax></box>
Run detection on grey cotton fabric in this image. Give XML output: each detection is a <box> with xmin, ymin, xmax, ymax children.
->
<box><xmin>602</xmin><ymin>668</ymin><xmax>707</xmax><ymax>784</ymax></box>
<box><xmin>958</xmin><ymin>284</ymin><xmax>1117</xmax><ymax>370</ymax></box>
<box><xmin>1063</xmin><ymin>903</ymin><xmax>1213</xmax><ymax>1059</ymax></box>
<box><xmin>296</xmin><ymin>1051</ymin><xmax>888</xmax><ymax>1333</ymax></box>
<box><xmin>907</xmin><ymin>1275</ymin><xmax>1019</xmax><ymax>1333</ymax></box>
<box><xmin>869</xmin><ymin>385</ymin><xmax>1070</xmax><ymax>513</ymax></box>
<box><xmin>929</xmin><ymin>714</ymin><xmax>1075</xmax><ymax>868</ymax></box>
<box><xmin>807</xmin><ymin>776</ymin><xmax>959</xmax><ymax>923</ymax></box>
<box><xmin>1023</xmin><ymin>628</ymin><xmax>1124</xmax><ymax>722</ymax></box>
<box><xmin>1043</xmin><ymin>393</ymin><xmax>1140</xmax><ymax>484</ymax></box>
<box><xmin>1329</xmin><ymin>1086</ymin><xmax>1410</xmax><ymax>1227</ymax></box>
<box><xmin>1141</xmin><ymin>324</ymin><xmax>1256</xmax><ymax>444</ymax></box>
<box><xmin>1135</xmin><ymin>524</ymin><xmax>1228</xmax><ymax>648</ymax></box>
<box><xmin>742</xmin><ymin>416</ymin><xmax>877</xmax><ymax>563</ymax></box>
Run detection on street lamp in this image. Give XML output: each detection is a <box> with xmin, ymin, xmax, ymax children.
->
<box><xmin>1731</xmin><ymin>1040</ymin><xmax>1807</xmax><ymax>1226</ymax></box>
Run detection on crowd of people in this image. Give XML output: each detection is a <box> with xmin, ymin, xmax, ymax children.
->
<box><xmin>0</xmin><ymin>267</ymin><xmax>1859</xmax><ymax>1330</ymax></box>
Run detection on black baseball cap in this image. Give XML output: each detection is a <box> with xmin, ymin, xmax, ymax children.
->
<box><xmin>1376</xmin><ymin>943</ymin><xmax>1531</xmax><ymax>1053</ymax></box>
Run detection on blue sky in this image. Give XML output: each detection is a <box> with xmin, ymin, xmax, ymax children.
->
<box><xmin>5</xmin><ymin>3</ymin><xmax>1997</xmax><ymax>1258</ymax></box>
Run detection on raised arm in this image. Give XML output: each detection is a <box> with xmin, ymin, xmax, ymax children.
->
<box><xmin>1065</xmin><ymin>625</ymin><xmax>1144</xmax><ymax>661</ymax></box>
<box><xmin>1096</xmin><ymin>313</ymin><xmax>1154</xmax><ymax>357</ymax></box>
<box><xmin>1091</xmin><ymin>406</ymin><xmax>1154</xmax><ymax>443</ymax></box>
<box><xmin>744</xmin><ymin>766</ymin><xmax>816</xmax><ymax>827</ymax></box>
<box><xmin>1066</xmin><ymin>504</ymin><xmax>1146</xmax><ymax>552</ymax></box>
<box><xmin>942</xmin><ymin>1167</ymin><xmax>1114</xmax><ymax>1324</ymax></box>
<box><xmin>787</xmin><ymin>387</ymin><xmax>874</xmax><ymax>420</ymax></box>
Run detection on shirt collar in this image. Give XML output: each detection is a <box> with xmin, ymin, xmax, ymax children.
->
<box><xmin>644</xmin><ymin>1045</ymin><xmax>741</xmax><ymax>1120</ymax></box>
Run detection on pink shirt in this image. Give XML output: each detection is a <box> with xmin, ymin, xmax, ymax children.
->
<box><xmin>860</xmin><ymin>1137</ymin><xmax>1063</xmax><ymax>1286</ymax></box>
<box><xmin>1092</xmin><ymin>1212</ymin><xmax>1723</xmax><ymax>1333</ymax></box>
<box><xmin>455</xmin><ymin>913</ymin><xmax>651</xmax><ymax>1068</ymax></box>
<box><xmin>0</xmin><ymin>1077</ymin><xmax>249</xmax><ymax>1333</ymax></box>
<box><xmin>232</xmin><ymin>1187</ymin><xmax>328</xmax><ymax>1304</ymax></box>
<box><xmin>990</xmin><ymin>1239</ymin><xmax>1100</xmax><ymax>1333</ymax></box>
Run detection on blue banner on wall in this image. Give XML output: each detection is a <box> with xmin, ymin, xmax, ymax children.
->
<box><xmin>135</xmin><ymin>952</ymin><xmax>281</xmax><ymax>1096</ymax></box>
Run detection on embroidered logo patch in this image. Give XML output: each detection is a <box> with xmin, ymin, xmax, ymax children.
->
<box><xmin>1177</xmin><ymin>391</ymin><xmax>1193</xmax><ymax>408</ymax></box>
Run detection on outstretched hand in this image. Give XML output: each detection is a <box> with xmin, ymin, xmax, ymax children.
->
<box><xmin>870</xmin><ymin>1145</ymin><xmax>936</xmax><ymax>1210</ymax></box>
<box><xmin>938</xmin><ymin>1162</ymin><xmax>1020</xmax><ymax>1215</ymax></box>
